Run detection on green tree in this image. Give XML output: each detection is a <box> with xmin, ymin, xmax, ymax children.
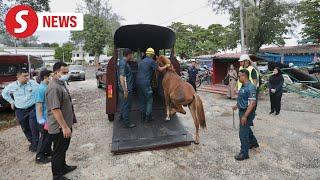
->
<box><xmin>71</xmin><ymin>14</ymin><xmax>111</xmax><ymax>62</ymax></box>
<box><xmin>169</xmin><ymin>22</ymin><xmax>234</xmax><ymax>58</ymax></box>
<box><xmin>209</xmin><ymin>0</ymin><xmax>296</xmax><ymax>53</ymax></box>
<box><xmin>17</xmin><ymin>0</ymin><xmax>50</xmax><ymax>11</ymax></box>
<box><xmin>54</xmin><ymin>42</ymin><xmax>74</xmax><ymax>62</ymax></box>
<box><xmin>50</xmin><ymin>43</ymin><xmax>60</xmax><ymax>48</ymax></box>
<box><xmin>72</xmin><ymin>0</ymin><xmax>121</xmax><ymax>63</ymax></box>
<box><xmin>297</xmin><ymin>0</ymin><xmax>320</xmax><ymax>44</ymax></box>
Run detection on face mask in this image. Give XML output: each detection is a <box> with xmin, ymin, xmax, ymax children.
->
<box><xmin>59</xmin><ymin>74</ymin><xmax>69</xmax><ymax>82</ymax></box>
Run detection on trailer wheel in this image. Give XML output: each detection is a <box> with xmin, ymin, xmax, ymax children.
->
<box><xmin>108</xmin><ymin>114</ymin><xmax>114</xmax><ymax>122</ymax></box>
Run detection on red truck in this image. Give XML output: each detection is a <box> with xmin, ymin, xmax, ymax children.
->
<box><xmin>0</xmin><ymin>55</ymin><xmax>43</xmax><ymax>111</ymax></box>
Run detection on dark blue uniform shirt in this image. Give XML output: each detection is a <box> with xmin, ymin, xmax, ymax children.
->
<box><xmin>188</xmin><ymin>66</ymin><xmax>198</xmax><ymax>82</ymax></box>
<box><xmin>117</xmin><ymin>58</ymin><xmax>134</xmax><ymax>92</ymax></box>
<box><xmin>237</xmin><ymin>81</ymin><xmax>257</xmax><ymax>110</ymax></box>
<box><xmin>136</xmin><ymin>57</ymin><xmax>158</xmax><ymax>86</ymax></box>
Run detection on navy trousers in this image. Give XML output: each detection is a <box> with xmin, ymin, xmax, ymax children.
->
<box><xmin>15</xmin><ymin>105</ymin><xmax>39</xmax><ymax>148</ymax></box>
<box><xmin>239</xmin><ymin>110</ymin><xmax>258</xmax><ymax>156</ymax></box>
<box><xmin>118</xmin><ymin>91</ymin><xmax>133</xmax><ymax>125</ymax></box>
<box><xmin>137</xmin><ymin>85</ymin><xmax>153</xmax><ymax>116</ymax></box>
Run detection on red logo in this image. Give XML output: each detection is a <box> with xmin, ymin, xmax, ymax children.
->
<box><xmin>5</xmin><ymin>5</ymin><xmax>38</xmax><ymax>38</ymax></box>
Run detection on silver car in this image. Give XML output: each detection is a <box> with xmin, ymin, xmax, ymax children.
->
<box><xmin>68</xmin><ymin>65</ymin><xmax>85</xmax><ymax>81</ymax></box>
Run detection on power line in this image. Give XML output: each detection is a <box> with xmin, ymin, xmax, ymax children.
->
<box><xmin>158</xmin><ymin>5</ymin><xmax>208</xmax><ymax>26</ymax></box>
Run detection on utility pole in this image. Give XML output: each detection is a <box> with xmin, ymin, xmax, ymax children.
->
<box><xmin>240</xmin><ymin>0</ymin><xmax>246</xmax><ymax>52</ymax></box>
<box><xmin>62</xmin><ymin>50</ymin><xmax>65</xmax><ymax>62</ymax></box>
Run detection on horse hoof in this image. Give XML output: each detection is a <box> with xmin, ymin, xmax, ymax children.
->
<box><xmin>194</xmin><ymin>140</ymin><xmax>200</xmax><ymax>145</ymax></box>
<box><xmin>165</xmin><ymin>117</ymin><xmax>171</xmax><ymax>121</ymax></box>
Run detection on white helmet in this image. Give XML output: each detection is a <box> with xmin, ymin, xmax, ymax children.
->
<box><xmin>239</xmin><ymin>54</ymin><xmax>251</xmax><ymax>62</ymax></box>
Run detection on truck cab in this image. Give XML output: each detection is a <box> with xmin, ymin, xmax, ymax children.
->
<box><xmin>0</xmin><ymin>55</ymin><xmax>43</xmax><ymax>110</ymax></box>
<box><xmin>105</xmin><ymin>24</ymin><xmax>181</xmax><ymax>121</ymax></box>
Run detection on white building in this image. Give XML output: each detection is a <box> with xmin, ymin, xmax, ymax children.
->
<box><xmin>72</xmin><ymin>46</ymin><xmax>110</xmax><ymax>64</ymax></box>
<box><xmin>2</xmin><ymin>47</ymin><xmax>57</xmax><ymax>67</ymax></box>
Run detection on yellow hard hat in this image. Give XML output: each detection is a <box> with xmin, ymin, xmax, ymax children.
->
<box><xmin>146</xmin><ymin>48</ymin><xmax>155</xmax><ymax>55</ymax></box>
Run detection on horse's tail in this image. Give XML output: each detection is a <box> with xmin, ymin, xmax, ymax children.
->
<box><xmin>194</xmin><ymin>94</ymin><xmax>206</xmax><ymax>129</ymax></box>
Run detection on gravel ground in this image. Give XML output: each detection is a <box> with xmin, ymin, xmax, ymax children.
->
<box><xmin>0</xmin><ymin>67</ymin><xmax>319</xmax><ymax>180</ymax></box>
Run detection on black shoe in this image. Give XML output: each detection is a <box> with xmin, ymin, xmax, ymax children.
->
<box><xmin>62</xmin><ymin>165</ymin><xmax>77</xmax><ymax>175</ymax></box>
<box><xmin>125</xmin><ymin>123</ymin><xmax>136</xmax><ymax>128</ymax></box>
<box><xmin>234</xmin><ymin>153</ymin><xmax>249</xmax><ymax>161</ymax></box>
<box><xmin>269</xmin><ymin>111</ymin><xmax>274</xmax><ymax>114</ymax></box>
<box><xmin>44</xmin><ymin>152</ymin><xmax>52</xmax><ymax>157</ymax></box>
<box><xmin>275</xmin><ymin>112</ymin><xmax>280</xmax><ymax>115</ymax></box>
<box><xmin>36</xmin><ymin>156</ymin><xmax>50</xmax><ymax>164</ymax></box>
<box><xmin>249</xmin><ymin>143</ymin><xmax>259</xmax><ymax>149</ymax></box>
<box><xmin>146</xmin><ymin>115</ymin><xmax>154</xmax><ymax>122</ymax></box>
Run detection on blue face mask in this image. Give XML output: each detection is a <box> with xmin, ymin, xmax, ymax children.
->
<box><xmin>59</xmin><ymin>74</ymin><xmax>69</xmax><ymax>82</ymax></box>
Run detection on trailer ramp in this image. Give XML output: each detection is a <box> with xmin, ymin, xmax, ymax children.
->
<box><xmin>111</xmin><ymin>96</ymin><xmax>193</xmax><ymax>154</ymax></box>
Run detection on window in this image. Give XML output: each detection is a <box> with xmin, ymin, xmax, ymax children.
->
<box><xmin>77</xmin><ymin>54</ymin><xmax>80</xmax><ymax>57</ymax></box>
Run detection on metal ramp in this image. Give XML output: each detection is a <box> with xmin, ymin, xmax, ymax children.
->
<box><xmin>111</xmin><ymin>95</ymin><xmax>193</xmax><ymax>154</ymax></box>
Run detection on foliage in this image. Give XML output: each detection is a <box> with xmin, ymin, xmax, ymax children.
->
<box><xmin>209</xmin><ymin>0</ymin><xmax>296</xmax><ymax>53</ymax></box>
<box><xmin>297</xmin><ymin>0</ymin><xmax>320</xmax><ymax>44</ymax></box>
<box><xmin>169</xmin><ymin>22</ymin><xmax>236</xmax><ymax>58</ymax></box>
<box><xmin>71</xmin><ymin>0</ymin><xmax>121</xmax><ymax>58</ymax></box>
<box><xmin>71</xmin><ymin>14</ymin><xmax>111</xmax><ymax>57</ymax></box>
<box><xmin>54</xmin><ymin>42</ymin><xmax>74</xmax><ymax>62</ymax></box>
<box><xmin>17</xmin><ymin>0</ymin><xmax>50</xmax><ymax>11</ymax></box>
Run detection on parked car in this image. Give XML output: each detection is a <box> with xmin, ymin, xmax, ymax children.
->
<box><xmin>68</xmin><ymin>65</ymin><xmax>85</xmax><ymax>81</ymax></box>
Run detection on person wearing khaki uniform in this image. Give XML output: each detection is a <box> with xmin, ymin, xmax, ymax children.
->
<box><xmin>46</xmin><ymin>62</ymin><xmax>77</xmax><ymax>180</ymax></box>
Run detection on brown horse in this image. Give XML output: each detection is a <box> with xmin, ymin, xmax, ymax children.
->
<box><xmin>157</xmin><ymin>55</ymin><xmax>207</xmax><ymax>144</ymax></box>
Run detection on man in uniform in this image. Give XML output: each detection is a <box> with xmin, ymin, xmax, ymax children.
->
<box><xmin>188</xmin><ymin>59</ymin><xmax>198</xmax><ymax>91</ymax></box>
<box><xmin>232</xmin><ymin>69</ymin><xmax>259</xmax><ymax>161</ymax></box>
<box><xmin>117</xmin><ymin>48</ymin><xmax>136</xmax><ymax>128</ymax></box>
<box><xmin>2</xmin><ymin>69</ymin><xmax>40</xmax><ymax>152</ymax></box>
<box><xmin>136</xmin><ymin>47</ymin><xmax>170</xmax><ymax>122</ymax></box>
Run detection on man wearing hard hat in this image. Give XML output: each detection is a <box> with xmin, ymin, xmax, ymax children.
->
<box><xmin>237</xmin><ymin>54</ymin><xmax>260</xmax><ymax>91</ymax></box>
<box><xmin>136</xmin><ymin>48</ymin><xmax>170</xmax><ymax>122</ymax></box>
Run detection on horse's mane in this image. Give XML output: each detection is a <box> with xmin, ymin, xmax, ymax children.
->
<box><xmin>158</xmin><ymin>55</ymin><xmax>175</xmax><ymax>72</ymax></box>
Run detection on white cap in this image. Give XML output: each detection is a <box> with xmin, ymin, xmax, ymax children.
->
<box><xmin>239</xmin><ymin>54</ymin><xmax>251</xmax><ymax>62</ymax></box>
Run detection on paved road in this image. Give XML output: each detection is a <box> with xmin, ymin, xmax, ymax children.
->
<box><xmin>0</xmin><ymin>66</ymin><xmax>319</xmax><ymax>179</ymax></box>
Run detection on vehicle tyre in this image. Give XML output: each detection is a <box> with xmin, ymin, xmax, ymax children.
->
<box><xmin>97</xmin><ymin>79</ymin><xmax>102</xmax><ymax>88</ymax></box>
<box><xmin>83</xmin><ymin>76</ymin><xmax>86</xmax><ymax>81</ymax></box>
<box><xmin>108</xmin><ymin>114</ymin><xmax>114</xmax><ymax>122</ymax></box>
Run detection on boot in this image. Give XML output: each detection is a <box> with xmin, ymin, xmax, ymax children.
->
<box><xmin>146</xmin><ymin>115</ymin><xmax>154</xmax><ymax>122</ymax></box>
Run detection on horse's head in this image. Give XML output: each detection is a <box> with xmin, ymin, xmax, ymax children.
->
<box><xmin>156</xmin><ymin>55</ymin><xmax>175</xmax><ymax>71</ymax></box>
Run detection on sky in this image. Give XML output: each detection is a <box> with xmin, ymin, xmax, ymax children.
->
<box><xmin>35</xmin><ymin>0</ymin><xmax>299</xmax><ymax>47</ymax></box>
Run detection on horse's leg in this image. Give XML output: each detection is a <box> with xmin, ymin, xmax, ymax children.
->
<box><xmin>164</xmin><ymin>91</ymin><xmax>171</xmax><ymax>121</ymax></box>
<box><xmin>189</xmin><ymin>101</ymin><xmax>200</xmax><ymax>144</ymax></box>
